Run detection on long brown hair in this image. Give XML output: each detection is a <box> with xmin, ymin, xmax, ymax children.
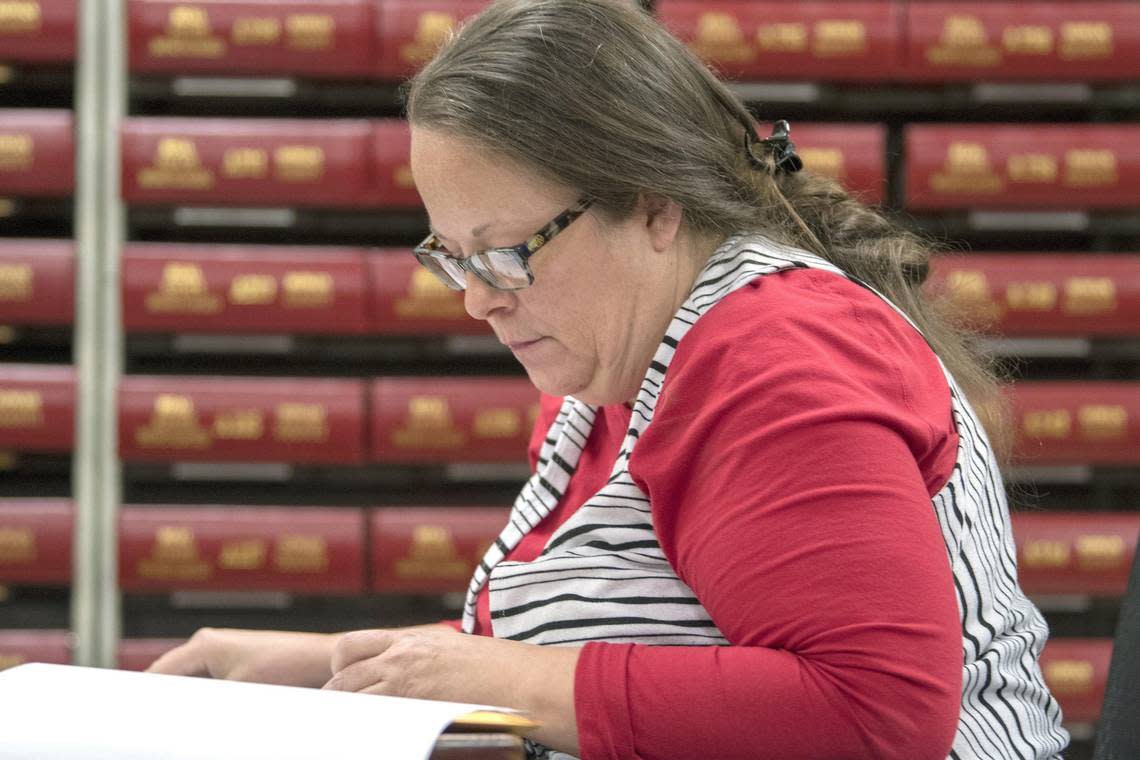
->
<box><xmin>405</xmin><ymin>0</ymin><xmax>1010</xmax><ymax>457</ymax></box>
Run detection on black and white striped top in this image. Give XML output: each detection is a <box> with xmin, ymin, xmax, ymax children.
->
<box><xmin>462</xmin><ymin>234</ymin><xmax>1069</xmax><ymax>759</ymax></box>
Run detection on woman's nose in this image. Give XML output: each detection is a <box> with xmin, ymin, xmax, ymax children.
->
<box><xmin>463</xmin><ymin>272</ymin><xmax>513</xmax><ymax>320</ymax></box>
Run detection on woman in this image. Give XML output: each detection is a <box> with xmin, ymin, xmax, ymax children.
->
<box><xmin>149</xmin><ymin>1</ymin><xmax>1070</xmax><ymax>758</ymax></box>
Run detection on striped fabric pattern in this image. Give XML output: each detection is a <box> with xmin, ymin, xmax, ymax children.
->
<box><xmin>462</xmin><ymin>234</ymin><xmax>1069</xmax><ymax>759</ymax></box>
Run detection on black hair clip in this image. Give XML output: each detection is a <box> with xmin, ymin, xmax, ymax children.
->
<box><xmin>745</xmin><ymin>119</ymin><xmax>804</xmax><ymax>175</ymax></box>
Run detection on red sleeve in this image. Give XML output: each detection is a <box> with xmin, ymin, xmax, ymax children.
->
<box><xmin>574</xmin><ymin>269</ymin><xmax>963</xmax><ymax>760</ymax></box>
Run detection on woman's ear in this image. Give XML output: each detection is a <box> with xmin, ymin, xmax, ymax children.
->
<box><xmin>643</xmin><ymin>194</ymin><xmax>684</xmax><ymax>252</ymax></box>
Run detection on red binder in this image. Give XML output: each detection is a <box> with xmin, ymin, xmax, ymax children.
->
<box><xmin>905</xmin><ymin>2</ymin><xmax>1140</xmax><ymax>82</ymax></box>
<box><xmin>368</xmin><ymin>119</ymin><xmax>421</xmax><ymax>208</ymax></box>
<box><xmin>371</xmin><ymin>377</ymin><xmax>538</xmax><ymax>463</ymax></box>
<box><xmin>121</xmin><ymin>117</ymin><xmax>375</xmax><ymax>207</ymax></box>
<box><xmin>794</xmin><ymin>124</ymin><xmax>887</xmax><ymax>204</ymax></box>
<box><xmin>367</xmin><ymin>250</ymin><xmax>488</xmax><ymax>335</ymax></box>
<box><xmin>656</xmin><ymin>1</ymin><xmax>901</xmax><ymax>82</ymax></box>
<box><xmin>122</xmin><ymin>243</ymin><xmax>371</xmax><ymax>334</ymax></box>
<box><xmin>0</xmin><ymin>109</ymin><xmax>74</xmax><ymax>197</ymax></box>
<box><xmin>373</xmin><ymin>0</ymin><xmax>489</xmax><ymax>81</ymax></box>
<box><xmin>0</xmin><ymin>500</ymin><xmax>71</xmax><ymax>585</ymax></box>
<box><xmin>927</xmin><ymin>254</ymin><xmax>1140</xmax><ymax>337</ymax></box>
<box><xmin>371</xmin><ymin>506</ymin><xmax>508</xmax><ymax>593</ymax></box>
<box><xmin>0</xmin><ymin>631</ymin><xmax>71</xmax><ymax>672</ymax></box>
<box><xmin>0</xmin><ymin>0</ymin><xmax>77</xmax><ymax>63</ymax></box>
<box><xmin>1012</xmin><ymin>512</ymin><xmax>1140</xmax><ymax>597</ymax></box>
<box><xmin>1039</xmin><ymin>638</ymin><xmax>1111</xmax><ymax>724</ymax></box>
<box><xmin>0</xmin><ymin>239</ymin><xmax>74</xmax><ymax>327</ymax></box>
<box><xmin>127</xmin><ymin>0</ymin><xmax>375</xmax><ymax>77</ymax></box>
<box><xmin>1010</xmin><ymin>382</ymin><xmax>1140</xmax><ymax>466</ymax></box>
<box><xmin>119</xmin><ymin>506</ymin><xmax>366</xmax><ymax>593</ymax></box>
<box><xmin>118</xmin><ymin>376</ymin><xmax>367</xmax><ymax>464</ymax></box>
<box><xmin>905</xmin><ymin>124</ymin><xmax>1140</xmax><ymax>210</ymax></box>
<box><xmin>0</xmin><ymin>364</ymin><xmax>75</xmax><ymax>453</ymax></box>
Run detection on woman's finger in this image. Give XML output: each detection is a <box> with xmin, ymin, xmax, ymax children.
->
<box><xmin>145</xmin><ymin>642</ymin><xmax>207</xmax><ymax>677</ymax></box>
<box><xmin>323</xmin><ymin>655</ymin><xmax>387</xmax><ymax>693</ymax></box>
<box><xmin>329</xmin><ymin>629</ymin><xmax>395</xmax><ymax>674</ymax></box>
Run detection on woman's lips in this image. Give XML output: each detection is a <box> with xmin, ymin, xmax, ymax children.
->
<box><xmin>506</xmin><ymin>337</ymin><xmax>545</xmax><ymax>354</ymax></box>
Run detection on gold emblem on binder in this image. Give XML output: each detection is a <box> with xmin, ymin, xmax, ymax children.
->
<box><xmin>1078</xmin><ymin>404</ymin><xmax>1127</xmax><ymax>441</ymax></box>
<box><xmin>1023</xmin><ymin>409</ymin><xmax>1071</xmax><ymax>440</ymax></box>
<box><xmin>393</xmin><ymin>397</ymin><xmax>466</xmax><ymax>449</ymax></box>
<box><xmin>149</xmin><ymin>6</ymin><xmax>226</xmax><ymax>59</ymax></box>
<box><xmin>930</xmin><ymin>142</ymin><xmax>1004</xmax><ymax>194</ymax></box>
<box><xmin>0</xmin><ymin>390</ymin><xmax>43</xmax><ymax>429</ymax></box>
<box><xmin>1007</xmin><ymin>153</ymin><xmax>1057</xmax><ymax>184</ymax></box>
<box><xmin>1064</xmin><ymin>149</ymin><xmax>1117</xmax><ymax>187</ymax></box>
<box><xmin>274</xmin><ymin>145</ymin><xmax>324</xmax><ymax>183</ymax></box>
<box><xmin>1060</xmin><ymin>21</ymin><xmax>1112</xmax><ymax>60</ymax></box>
<box><xmin>1044</xmin><ymin>660</ymin><xmax>1093</xmax><ymax>695</ymax></box>
<box><xmin>395</xmin><ymin>268</ymin><xmax>468</xmax><ymax>320</ymax></box>
<box><xmin>274</xmin><ymin>535</ymin><xmax>329</xmax><ymax>573</ymax></box>
<box><xmin>0</xmin><ymin>527</ymin><xmax>35</xmax><ymax>564</ymax></box>
<box><xmin>1064</xmin><ymin>277</ymin><xmax>1116</xmax><ymax>315</ymax></box>
<box><xmin>138</xmin><ymin>138</ymin><xmax>216</xmax><ymax>190</ymax></box>
<box><xmin>1077</xmin><ymin>533</ymin><xmax>1125</xmax><ymax>569</ymax></box>
<box><xmin>136</xmin><ymin>394</ymin><xmax>212</xmax><ymax>449</ymax></box>
<box><xmin>0</xmin><ymin>263</ymin><xmax>32</xmax><ymax>301</ymax></box>
<box><xmin>691</xmin><ymin>12</ymin><xmax>754</xmax><ymax>62</ymax></box>
<box><xmin>926</xmin><ymin>15</ymin><xmax>1001</xmax><ymax>67</ymax></box>
<box><xmin>146</xmin><ymin>262</ymin><xmax>223</xmax><ymax>314</ymax></box>
<box><xmin>812</xmin><ymin>20</ymin><xmax>865</xmax><ymax>57</ymax></box>
<box><xmin>0</xmin><ymin>654</ymin><xmax>26</xmax><ymax>672</ymax></box>
<box><xmin>229</xmin><ymin>273</ymin><xmax>277</xmax><ymax>306</ymax></box>
<box><xmin>222</xmin><ymin>147</ymin><xmax>268</xmax><ymax>179</ymax></box>
<box><xmin>1023</xmin><ymin>539</ymin><xmax>1069</xmax><ymax>568</ymax></box>
<box><xmin>273</xmin><ymin>403</ymin><xmax>329</xmax><ymax>443</ymax></box>
<box><xmin>283</xmin><ymin>271</ymin><xmax>333</xmax><ymax>308</ymax></box>
<box><xmin>1006</xmin><ymin>281</ymin><xmax>1057</xmax><ymax>312</ymax></box>
<box><xmin>0</xmin><ymin>0</ymin><xmax>40</xmax><ymax>34</ymax></box>
<box><xmin>396</xmin><ymin>525</ymin><xmax>470</xmax><ymax>579</ymax></box>
<box><xmin>757</xmin><ymin>22</ymin><xmax>806</xmax><ymax>54</ymax></box>
<box><xmin>232</xmin><ymin>17</ymin><xmax>280</xmax><ymax>46</ymax></box>
<box><xmin>286</xmin><ymin>14</ymin><xmax>334</xmax><ymax>50</ymax></box>
<box><xmin>213</xmin><ymin>409</ymin><xmax>264</xmax><ymax>440</ymax></box>
<box><xmin>943</xmin><ymin>269</ymin><xmax>1001</xmax><ymax>325</ymax></box>
<box><xmin>799</xmin><ymin>148</ymin><xmax>844</xmax><ymax>180</ymax></box>
<box><xmin>1001</xmin><ymin>25</ymin><xmax>1053</xmax><ymax>55</ymax></box>
<box><xmin>139</xmin><ymin>526</ymin><xmax>212</xmax><ymax>581</ymax></box>
<box><xmin>219</xmin><ymin>538</ymin><xmax>267</xmax><ymax>570</ymax></box>
<box><xmin>400</xmin><ymin>12</ymin><xmax>457</xmax><ymax>63</ymax></box>
<box><xmin>0</xmin><ymin>133</ymin><xmax>32</xmax><ymax>172</ymax></box>
<box><xmin>473</xmin><ymin>408</ymin><xmax>521</xmax><ymax>439</ymax></box>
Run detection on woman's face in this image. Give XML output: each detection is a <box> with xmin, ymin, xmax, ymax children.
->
<box><xmin>410</xmin><ymin>127</ymin><xmax>696</xmax><ymax>405</ymax></box>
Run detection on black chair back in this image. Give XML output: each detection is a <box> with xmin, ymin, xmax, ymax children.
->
<box><xmin>1092</xmin><ymin>535</ymin><xmax>1140</xmax><ymax>759</ymax></box>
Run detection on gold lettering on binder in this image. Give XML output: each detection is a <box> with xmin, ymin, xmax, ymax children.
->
<box><xmin>0</xmin><ymin>199</ymin><xmax>16</xmax><ymax>217</ymax></box>
<box><xmin>1078</xmin><ymin>404</ymin><xmax>1127</xmax><ymax>441</ymax></box>
<box><xmin>394</xmin><ymin>165</ymin><xmax>416</xmax><ymax>189</ymax></box>
<box><xmin>1064</xmin><ymin>277</ymin><xmax>1116</xmax><ymax>315</ymax></box>
<box><xmin>0</xmin><ymin>451</ymin><xmax>15</xmax><ymax>469</ymax></box>
<box><xmin>213</xmin><ymin>409</ymin><xmax>264</xmax><ymax>440</ymax></box>
<box><xmin>0</xmin><ymin>263</ymin><xmax>32</xmax><ymax>301</ymax></box>
<box><xmin>1077</xmin><ymin>534</ymin><xmax>1125</xmax><ymax>569</ymax></box>
<box><xmin>0</xmin><ymin>0</ymin><xmax>40</xmax><ymax>33</ymax></box>
<box><xmin>930</xmin><ymin>142</ymin><xmax>1004</xmax><ymax>194</ymax></box>
<box><xmin>393</xmin><ymin>397</ymin><xmax>465</xmax><ymax>449</ymax></box>
<box><xmin>149</xmin><ymin>6</ymin><xmax>226</xmax><ymax>58</ymax></box>
<box><xmin>396</xmin><ymin>525</ymin><xmax>469</xmax><ymax>578</ymax></box>
<box><xmin>394</xmin><ymin>268</ymin><xmax>468</xmax><ymax>320</ymax></box>
<box><xmin>139</xmin><ymin>526</ymin><xmax>212</xmax><ymax>581</ymax></box>
<box><xmin>690</xmin><ymin>12</ymin><xmax>754</xmax><ymax>62</ymax></box>
<box><xmin>232</xmin><ymin>17</ymin><xmax>280</xmax><ymax>46</ymax></box>
<box><xmin>136</xmin><ymin>394</ymin><xmax>212</xmax><ymax>449</ymax></box>
<box><xmin>1006</xmin><ymin>281</ymin><xmax>1057</xmax><ymax>312</ymax></box>
<box><xmin>798</xmin><ymin>147</ymin><xmax>844</xmax><ymax>180</ymax></box>
<box><xmin>1001</xmin><ymin>25</ymin><xmax>1053</xmax><ymax>55</ymax></box>
<box><xmin>273</xmin><ymin>145</ymin><xmax>324</xmax><ymax>183</ymax></box>
<box><xmin>0</xmin><ymin>527</ymin><xmax>35</xmax><ymax>564</ymax></box>
<box><xmin>1023</xmin><ymin>409</ymin><xmax>1071</xmax><ymax>440</ymax></box>
<box><xmin>286</xmin><ymin>14</ymin><xmax>333</xmax><ymax>50</ymax></box>
<box><xmin>1064</xmin><ymin>149</ymin><xmax>1117</xmax><ymax>187</ymax></box>
<box><xmin>1045</xmin><ymin>660</ymin><xmax>1093</xmax><ymax>694</ymax></box>
<box><xmin>138</xmin><ymin>138</ymin><xmax>215</xmax><ymax>190</ymax></box>
<box><xmin>146</xmin><ymin>262</ymin><xmax>223</xmax><ymax>314</ymax></box>
<box><xmin>273</xmin><ymin>403</ymin><xmax>328</xmax><ymax>443</ymax></box>
<box><xmin>222</xmin><ymin>147</ymin><xmax>268</xmax><ymax>179</ymax></box>
<box><xmin>1060</xmin><ymin>22</ymin><xmax>1112</xmax><ymax>60</ymax></box>
<box><xmin>812</xmin><ymin>20</ymin><xmax>865</xmax><ymax>57</ymax></box>
<box><xmin>0</xmin><ymin>654</ymin><xmax>26</xmax><ymax>671</ymax></box>
<box><xmin>0</xmin><ymin>133</ymin><xmax>32</xmax><ymax>172</ymax></box>
<box><xmin>400</xmin><ymin>12</ymin><xmax>457</xmax><ymax>63</ymax></box>
<box><xmin>757</xmin><ymin>22</ymin><xmax>806</xmax><ymax>54</ymax></box>
<box><xmin>283</xmin><ymin>271</ymin><xmax>333</xmax><ymax>308</ymax></box>
<box><xmin>274</xmin><ymin>534</ymin><xmax>328</xmax><ymax>573</ymax></box>
<box><xmin>473</xmin><ymin>408</ymin><xmax>521</xmax><ymax>439</ymax></box>
<box><xmin>228</xmin><ymin>273</ymin><xmax>277</xmax><ymax>306</ymax></box>
<box><xmin>1023</xmin><ymin>539</ymin><xmax>1070</xmax><ymax>568</ymax></box>
<box><xmin>0</xmin><ymin>390</ymin><xmax>42</xmax><ymax>429</ymax></box>
<box><xmin>926</xmin><ymin>15</ymin><xmax>1001</xmax><ymax>67</ymax></box>
<box><xmin>218</xmin><ymin>538</ymin><xmax>267</xmax><ymax>570</ymax></box>
<box><xmin>1007</xmin><ymin>153</ymin><xmax>1057</xmax><ymax>183</ymax></box>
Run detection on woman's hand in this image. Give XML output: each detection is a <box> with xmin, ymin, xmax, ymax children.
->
<box><xmin>324</xmin><ymin>627</ymin><xmax>582</xmax><ymax>755</ymax></box>
<box><xmin>145</xmin><ymin>628</ymin><xmax>340</xmax><ymax>688</ymax></box>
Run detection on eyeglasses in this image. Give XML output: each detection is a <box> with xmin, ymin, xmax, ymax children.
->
<box><xmin>413</xmin><ymin>197</ymin><xmax>594</xmax><ymax>291</ymax></box>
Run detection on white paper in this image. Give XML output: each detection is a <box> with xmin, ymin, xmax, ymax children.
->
<box><xmin>0</xmin><ymin>663</ymin><xmax>515</xmax><ymax>760</ymax></box>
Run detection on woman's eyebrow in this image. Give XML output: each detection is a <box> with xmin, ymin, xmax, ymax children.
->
<box><xmin>428</xmin><ymin>220</ymin><xmax>495</xmax><ymax>243</ymax></box>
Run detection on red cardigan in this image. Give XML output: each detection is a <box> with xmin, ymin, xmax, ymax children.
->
<box><xmin>465</xmin><ymin>267</ymin><xmax>964</xmax><ymax>760</ymax></box>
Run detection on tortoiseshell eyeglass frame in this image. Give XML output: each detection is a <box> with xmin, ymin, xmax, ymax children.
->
<box><xmin>412</xmin><ymin>196</ymin><xmax>595</xmax><ymax>291</ymax></box>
